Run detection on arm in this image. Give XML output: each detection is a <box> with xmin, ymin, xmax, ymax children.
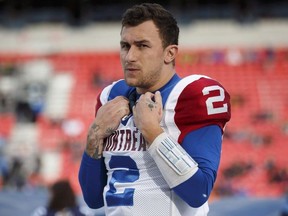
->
<box><xmin>147</xmin><ymin>125</ymin><xmax>221</xmax><ymax>208</ymax></box>
<box><xmin>78</xmin><ymin>93</ymin><xmax>130</xmax><ymax>208</ymax></box>
<box><xmin>78</xmin><ymin>119</ymin><xmax>108</xmax><ymax>209</ymax></box>
<box><xmin>173</xmin><ymin>125</ymin><xmax>222</xmax><ymax>207</ymax></box>
<box><xmin>78</xmin><ymin>153</ymin><xmax>107</xmax><ymax>208</ymax></box>
<box><xmin>133</xmin><ymin>77</ymin><xmax>231</xmax><ymax>208</ymax></box>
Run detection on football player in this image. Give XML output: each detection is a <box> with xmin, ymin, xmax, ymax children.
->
<box><xmin>79</xmin><ymin>3</ymin><xmax>231</xmax><ymax>216</ymax></box>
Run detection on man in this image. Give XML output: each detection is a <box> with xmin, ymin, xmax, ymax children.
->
<box><xmin>79</xmin><ymin>3</ymin><xmax>231</xmax><ymax>216</ymax></box>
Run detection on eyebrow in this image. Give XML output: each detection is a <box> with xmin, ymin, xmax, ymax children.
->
<box><xmin>135</xmin><ymin>40</ymin><xmax>150</xmax><ymax>44</ymax></box>
<box><xmin>120</xmin><ymin>39</ymin><xmax>150</xmax><ymax>45</ymax></box>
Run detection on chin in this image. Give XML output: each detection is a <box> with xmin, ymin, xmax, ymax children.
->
<box><xmin>125</xmin><ymin>78</ymin><xmax>137</xmax><ymax>87</ymax></box>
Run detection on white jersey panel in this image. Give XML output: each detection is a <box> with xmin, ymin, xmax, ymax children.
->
<box><xmin>103</xmin><ymin>117</ymin><xmax>172</xmax><ymax>216</ymax></box>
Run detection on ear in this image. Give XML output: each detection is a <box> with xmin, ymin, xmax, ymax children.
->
<box><xmin>164</xmin><ymin>45</ymin><xmax>178</xmax><ymax>64</ymax></box>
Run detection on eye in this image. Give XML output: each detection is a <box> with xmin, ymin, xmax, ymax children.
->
<box><xmin>120</xmin><ymin>43</ymin><xmax>130</xmax><ymax>50</ymax></box>
<box><xmin>138</xmin><ymin>44</ymin><xmax>148</xmax><ymax>49</ymax></box>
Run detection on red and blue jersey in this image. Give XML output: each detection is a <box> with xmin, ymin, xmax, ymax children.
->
<box><xmin>79</xmin><ymin>74</ymin><xmax>231</xmax><ymax>216</ymax></box>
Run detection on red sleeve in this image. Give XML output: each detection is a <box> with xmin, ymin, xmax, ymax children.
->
<box><xmin>174</xmin><ymin>77</ymin><xmax>231</xmax><ymax>143</ymax></box>
<box><xmin>95</xmin><ymin>93</ymin><xmax>102</xmax><ymax>117</ymax></box>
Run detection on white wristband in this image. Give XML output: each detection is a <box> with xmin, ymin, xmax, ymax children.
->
<box><xmin>148</xmin><ymin>132</ymin><xmax>198</xmax><ymax>188</ymax></box>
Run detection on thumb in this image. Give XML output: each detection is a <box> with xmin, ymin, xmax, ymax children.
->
<box><xmin>154</xmin><ymin>91</ymin><xmax>163</xmax><ymax>118</ymax></box>
<box><xmin>154</xmin><ymin>91</ymin><xmax>162</xmax><ymax>106</ymax></box>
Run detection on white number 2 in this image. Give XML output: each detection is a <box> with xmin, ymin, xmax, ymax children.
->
<box><xmin>202</xmin><ymin>85</ymin><xmax>228</xmax><ymax>115</ymax></box>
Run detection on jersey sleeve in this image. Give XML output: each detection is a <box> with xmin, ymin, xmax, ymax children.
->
<box><xmin>172</xmin><ymin>75</ymin><xmax>231</xmax><ymax>143</ymax></box>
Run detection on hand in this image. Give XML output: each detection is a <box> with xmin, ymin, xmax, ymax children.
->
<box><xmin>94</xmin><ymin>96</ymin><xmax>130</xmax><ymax>137</ymax></box>
<box><xmin>86</xmin><ymin>96</ymin><xmax>130</xmax><ymax>158</ymax></box>
<box><xmin>133</xmin><ymin>91</ymin><xmax>164</xmax><ymax>145</ymax></box>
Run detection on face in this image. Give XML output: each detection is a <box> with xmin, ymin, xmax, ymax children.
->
<box><xmin>120</xmin><ymin>21</ymin><xmax>173</xmax><ymax>93</ymax></box>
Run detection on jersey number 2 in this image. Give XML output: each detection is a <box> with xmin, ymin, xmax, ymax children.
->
<box><xmin>202</xmin><ymin>85</ymin><xmax>228</xmax><ymax>115</ymax></box>
<box><xmin>106</xmin><ymin>155</ymin><xmax>139</xmax><ymax>207</ymax></box>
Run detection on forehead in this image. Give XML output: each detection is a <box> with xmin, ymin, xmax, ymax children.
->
<box><xmin>121</xmin><ymin>20</ymin><xmax>161</xmax><ymax>43</ymax></box>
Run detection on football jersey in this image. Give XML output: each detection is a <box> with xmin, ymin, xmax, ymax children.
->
<box><xmin>95</xmin><ymin>74</ymin><xmax>231</xmax><ymax>216</ymax></box>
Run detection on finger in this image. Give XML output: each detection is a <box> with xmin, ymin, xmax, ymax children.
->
<box><xmin>154</xmin><ymin>91</ymin><xmax>162</xmax><ymax>105</ymax></box>
<box><xmin>117</xmin><ymin>104</ymin><xmax>129</xmax><ymax>116</ymax></box>
<box><xmin>110</xmin><ymin>96</ymin><xmax>129</xmax><ymax>106</ymax></box>
<box><xmin>110</xmin><ymin>97</ymin><xmax>130</xmax><ymax>112</ymax></box>
<box><xmin>121</xmin><ymin>111</ymin><xmax>131</xmax><ymax>121</ymax></box>
<box><xmin>132</xmin><ymin>104</ymin><xmax>136</xmax><ymax>115</ymax></box>
<box><xmin>114</xmin><ymin>96</ymin><xmax>129</xmax><ymax>101</ymax></box>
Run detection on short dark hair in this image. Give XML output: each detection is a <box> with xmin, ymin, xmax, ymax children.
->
<box><xmin>121</xmin><ymin>3</ymin><xmax>179</xmax><ymax>48</ymax></box>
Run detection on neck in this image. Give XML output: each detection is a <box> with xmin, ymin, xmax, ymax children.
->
<box><xmin>137</xmin><ymin>70</ymin><xmax>176</xmax><ymax>94</ymax></box>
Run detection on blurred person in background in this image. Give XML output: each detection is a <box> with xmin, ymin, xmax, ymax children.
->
<box><xmin>3</xmin><ymin>157</ymin><xmax>27</xmax><ymax>190</ymax></box>
<box><xmin>0</xmin><ymin>134</ymin><xmax>9</xmax><ymax>187</ymax></box>
<box><xmin>32</xmin><ymin>179</ymin><xmax>87</xmax><ymax>216</ymax></box>
<box><xmin>79</xmin><ymin>3</ymin><xmax>231</xmax><ymax>216</ymax></box>
<box><xmin>281</xmin><ymin>190</ymin><xmax>288</xmax><ymax>216</ymax></box>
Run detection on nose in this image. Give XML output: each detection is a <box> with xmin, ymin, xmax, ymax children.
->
<box><xmin>125</xmin><ymin>46</ymin><xmax>137</xmax><ymax>62</ymax></box>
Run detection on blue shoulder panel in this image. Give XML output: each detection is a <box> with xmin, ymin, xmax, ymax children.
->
<box><xmin>108</xmin><ymin>80</ymin><xmax>135</xmax><ymax>101</ymax></box>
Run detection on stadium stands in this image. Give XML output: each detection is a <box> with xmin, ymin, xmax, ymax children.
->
<box><xmin>0</xmin><ymin>47</ymin><xmax>287</xmax><ymax>199</ymax></box>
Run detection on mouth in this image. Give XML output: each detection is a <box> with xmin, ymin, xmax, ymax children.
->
<box><xmin>125</xmin><ymin>63</ymin><xmax>140</xmax><ymax>71</ymax></box>
<box><xmin>126</xmin><ymin>66</ymin><xmax>139</xmax><ymax>71</ymax></box>
<box><xmin>125</xmin><ymin>67</ymin><xmax>140</xmax><ymax>75</ymax></box>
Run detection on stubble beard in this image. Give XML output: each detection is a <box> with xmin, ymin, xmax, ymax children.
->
<box><xmin>125</xmin><ymin>71</ymin><xmax>160</xmax><ymax>92</ymax></box>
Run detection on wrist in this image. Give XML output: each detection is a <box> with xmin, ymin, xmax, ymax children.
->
<box><xmin>86</xmin><ymin>130</ymin><xmax>104</xmax><ymax>159</ymax></box>
<box><xmin>141</xmin><ymin>126</ymin><xmax>164</xmax><ymax>145</ymax></box>
<box><xmin>148</xmin><ymin>132</ymin><xmax>198</xmax><ymax>188</ymax></box>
